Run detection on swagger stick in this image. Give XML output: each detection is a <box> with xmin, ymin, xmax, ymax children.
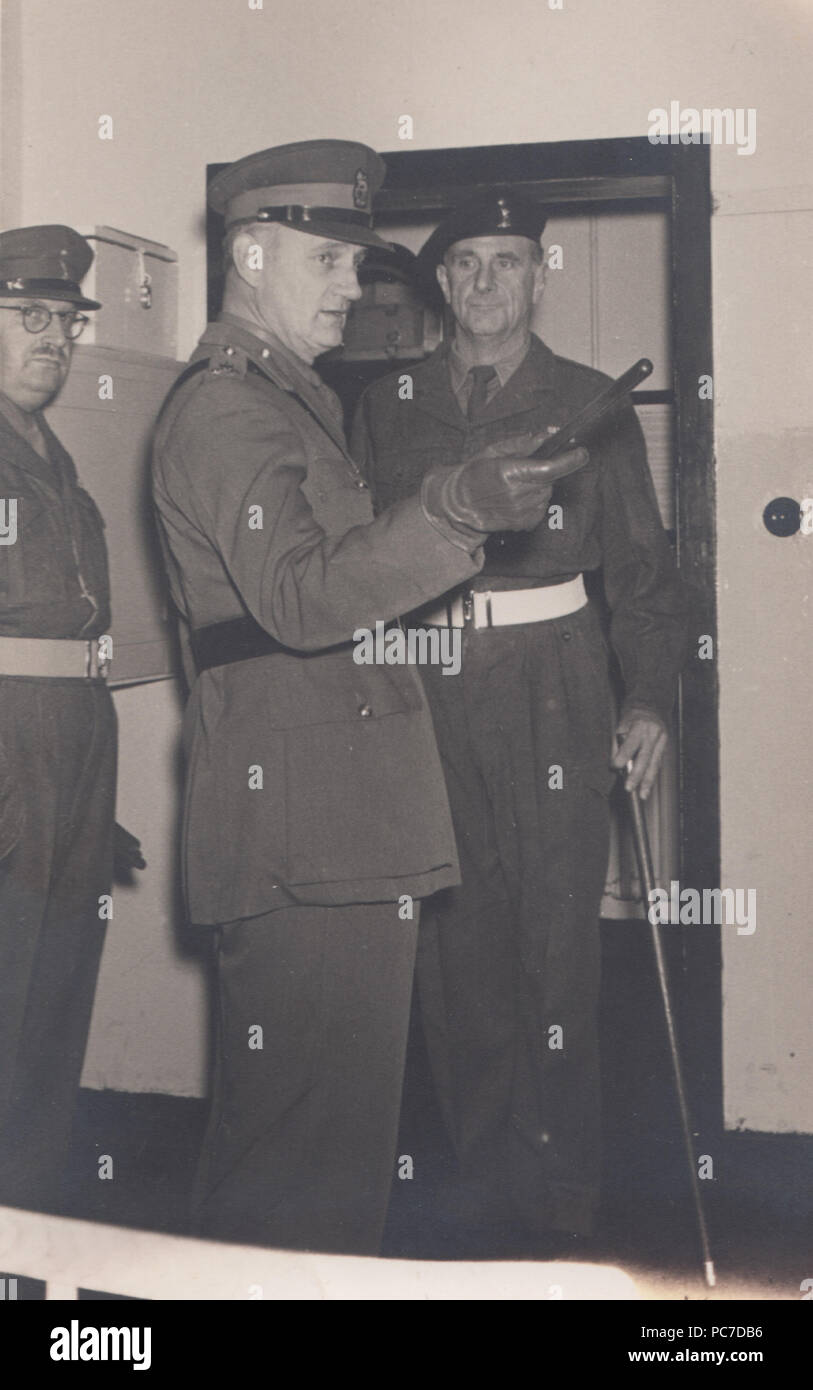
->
<box><xmin>530</xmin><ymin>358</ymin><xmax>653</xmax><ymax>460</ymax></box>
<box><xmin>625</xmin><ymin>766</ymin><xmax>716</xmax><ymax>1290</ymax></box>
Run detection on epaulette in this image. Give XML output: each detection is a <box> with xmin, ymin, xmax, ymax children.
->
<box><xmin>207</xmin><ymin>343</ymin><xmax>248</xmax><ymax>378</ymax></box>
<box><xmin>155</xmin><ymin>347</ymin><xmax>247</xmax><ymax>427</ymax></box>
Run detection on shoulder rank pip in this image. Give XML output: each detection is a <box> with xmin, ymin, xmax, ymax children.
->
<box><xmin>208</xmin><ymin>344</ymin><xmax>247</xmax><ymax>378</ymax></box>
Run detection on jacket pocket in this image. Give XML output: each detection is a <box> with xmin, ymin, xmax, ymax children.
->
<box><xmin>4</xmin><ymin>491</ymin><xmax>45</xmax><ymax>610</ymax></box>
<box><xmin>283</xmin><ymin>696</ymin><xmax>457</xmax><ymax>888</ymax></box>
<box><xmin>217</xmin><ymin>646</ymin><xmax>422</xmax><ymax>731</ymax></box>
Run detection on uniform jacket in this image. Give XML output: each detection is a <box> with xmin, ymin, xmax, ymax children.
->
<box><xmin>151</xmin><ymin>316</ymin><xmax>483</xmax><ymax>926</ymax></box>
<box><xmin>352</xmin><ymin>334</ymin><xmax>688</xmax><ymax>727</ymax></box>
<box><xmin>0</xmin><ymin>408</ymin><xmax>110</xmax><ymax>639</ymax></box>
<box><xmin>0</xmin><ymin>405</ymin><xmax>113</xmax><ymax>864</ymax></box>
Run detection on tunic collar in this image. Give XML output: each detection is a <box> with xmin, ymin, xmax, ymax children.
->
<box><xmin>195</xmin><ymin>313</ymin><xmax>353</xmax><ymax>462</ymax></box>
<box><xmin>216</xmin><ymin>312</ymin><xmax>326</xmax><ymax>392</ymax></box>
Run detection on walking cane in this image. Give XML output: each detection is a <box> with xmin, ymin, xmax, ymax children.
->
<box><xmin>624</xmin><ymin>764</ymin><xmax>717</xmax><ymax>1289</ymax></box>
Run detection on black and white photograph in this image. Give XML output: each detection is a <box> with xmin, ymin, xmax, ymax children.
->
<box><xmin>0</xmin><ymin>0</ymin><xmax>810</xmax><ymax>1354</ymax></box>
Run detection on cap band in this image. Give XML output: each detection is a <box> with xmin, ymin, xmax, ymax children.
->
<box><xmin>0</xmin><ymin>277</ymin><xmax>84</xmax><ymax>298</ymax></box>
<box><xmin>226</xmin><ymin>181</ymin><xmax>368</xmax><ymax>223</ymax></box>
<box><xmin>252</xmin><ymin>205</ymin><xmax>374</xmax><ymax>231</ymax></box>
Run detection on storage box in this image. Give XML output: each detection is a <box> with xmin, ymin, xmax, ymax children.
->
<box><xmin>342</xmin><ymin>277</ymin><xmax>430</xmax><ymax>359</ymax></box>
<box><xmin>79</xmin><ymin>226</ymin><xmax>178</xmax><ymax>358</ymax></box>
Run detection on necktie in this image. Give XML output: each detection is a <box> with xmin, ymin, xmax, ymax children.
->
<box><xmin>466</xmin><ymin>365</ymin><xmax>497</xmax><ymax>421</ymax></box>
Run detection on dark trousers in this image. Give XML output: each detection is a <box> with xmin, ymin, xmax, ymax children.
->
<box><xmin>193</xmin><ymin>901</ymin><xmax>419</xmax><ymax>1254</ymax></box>
<box><xmin>0</xmin><ymin>678</ymin><xmax>116</xmax><ymax>1210</ymax></box>
<box><xmin>416</xmin><ymin>605</ymin><xmax>613</xmax><ymax>1237</ymax></box>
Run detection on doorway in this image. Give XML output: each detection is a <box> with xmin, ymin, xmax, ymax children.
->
<box><xmin>205</xmin><ymin>135</ymin><xmax>719</xmax><ymax>1130</ymax></box>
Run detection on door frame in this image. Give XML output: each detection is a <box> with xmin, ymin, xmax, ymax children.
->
<box><xmin>206</xmin><ymin>135</ymin><xmax>721</xmax><ymax>1129</ymax></box>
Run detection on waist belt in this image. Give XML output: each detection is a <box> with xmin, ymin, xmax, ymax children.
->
<box><xmin>0</xmin><ymin>635</ymin><xmax>110</xmax><ymax>679</ymax></box>
<box><xmin>190</xmin><ymin>615</ymin><xmax>406</xmax><ymax>675</ymax></box>
<box><xmin>190</xmin><ymin>616</ymin><xmax>290</xmax><ymax>673</ymax></box>
<box><xmin>420</xmin><ymin>574</ymin><xmax>588</xmax><ymax>629</ymax></box>
<box><xmin>189</xmin><ymin>582</ymin><xmax>585</xmax><ymax>674</ymax></box>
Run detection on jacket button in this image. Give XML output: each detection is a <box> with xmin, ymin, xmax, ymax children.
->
<box><xmin>355</xmin><ymin>478</ymin><xmax>368</xmax><ymax>489</ymax></box>
<box><xmin>561</xmin><ymin>629</ymin><xmax>572</xmax><ymax>641</ymax></box>
<box><xmin>358</xmin><ymin>703</ymin><xmax>373</xmax><ymax>718</ymax></box>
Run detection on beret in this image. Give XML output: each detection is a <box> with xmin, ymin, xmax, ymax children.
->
<box><xmin>416</xmin><ymin>190</ymin><xmax>547</xmax><ymax>299</ymax></box>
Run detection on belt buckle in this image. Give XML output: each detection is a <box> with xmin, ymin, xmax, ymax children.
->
<box><xmin>462</xmin><ymin>591</ymin><xmax>475</xmax><ymax>626</ymax></box>
<box><xmin>85</xmin><ymin>638</ymin><xmax>111</xmax><ymax>681</ymax></box>
<box><xmin>468</xmin><ymin>591</ymin><xmax>493</xmax><ymax>630</ymax></box>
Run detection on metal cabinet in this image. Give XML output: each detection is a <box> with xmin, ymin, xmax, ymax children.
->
<box><xmin>45</xmin><ymin>344</ymin><xmax>182</xmax><ymax>685</ymax></box>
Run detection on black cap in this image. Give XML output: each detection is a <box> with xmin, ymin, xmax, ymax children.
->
<box><xmin>208</xmin><ymin>138</ymin><xmax>392</xmax><ymax>251</ymax></box>
<box><xmin>357</xmin><ymin>241</ymin><xmax>418</xmax><ymax>288</ymax></box>
<box><xmin>416</xmin><ymin>190</ymin><xmax>548</xmax><ymax>297</ymax></box>
<box><xmin>0</xmin><ymin>225</ymin><xmax>100</xmax><ymax>308</ymax></box>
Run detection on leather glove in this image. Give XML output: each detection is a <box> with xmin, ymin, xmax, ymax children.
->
<box><xmin>421</xmin><ymin>434</ymin><xmax>589</xmax><ymax>538</ymax></box>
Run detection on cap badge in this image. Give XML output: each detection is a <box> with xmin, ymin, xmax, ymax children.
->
<box><xmin>58</xmin><ymin>248</ymin><xmax>70</xmax><ymax>278</ymax></box>
<box><xmin>496</xmin><ymin>198</ymin><xmax>512</xmax><ymax>230</ymax></box>
<box><xmin>353</xmin><ymin>168</ymin><xmax>369</xmax><ymax>210</ymax></box>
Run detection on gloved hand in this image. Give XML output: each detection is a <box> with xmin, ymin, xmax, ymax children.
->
<box><xmin>113</xmin><ymin>821</ymin><xmax>147</xmax><ymax>882</ymax></box>
<box><xmin>422</xmin><ymin>432</ymin><xmax>589</xmax><ymax>538</ymax></box>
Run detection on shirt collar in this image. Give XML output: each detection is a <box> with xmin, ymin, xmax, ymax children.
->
<box><xmin>449</xmin><ymin>332</ymin><xmax>532</xmax><ymax>397</ymax></box>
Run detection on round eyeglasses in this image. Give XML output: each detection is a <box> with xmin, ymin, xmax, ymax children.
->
<box><xmin>0</xmin><ymin>303</ymin><xmax>90</xmax><ymax>340</ymax></box>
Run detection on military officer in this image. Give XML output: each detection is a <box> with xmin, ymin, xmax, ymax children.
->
<box><xmin>151</xmin><ymin>142</ymin><xmax>587</xmax><ymax>1254</ymax></box>
<box><xmin>0</xmin><ymin>226</ymin><xmax>132</xmax><ymax>1213</ymax></box>
<box><xmin>352</xmin><ymin>190</ymin><xmax>688</xmax><ymax>1254</ymax></box>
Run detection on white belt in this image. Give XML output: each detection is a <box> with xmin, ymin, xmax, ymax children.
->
<box><xmin>0</xmin><ymin>635</ymin><xmax>110</xmax><ymax>679</ymax></box>
<box><xmin>421</xmin><ymin>574</ymin><xmax>587</xmax><ymax>629</ymax></box>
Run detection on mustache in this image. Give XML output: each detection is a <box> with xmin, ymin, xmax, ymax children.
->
<box><xmin>29</xmin><ymin>345</ymin><xmax>68</xmax><ymax>363</ymax></box>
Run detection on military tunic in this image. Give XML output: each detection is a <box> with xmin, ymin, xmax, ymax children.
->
<box><xmin>0</xmin><ymin>400</ymin><xmax>115</xmax><ymax>1211</ymax></box>
<box><xmin>352</xmin><ymin>334</ymin><xmax>688</xmax><ymax>1239</ymax></box>
<box><xmin>151</xmin><ymin>316</ymin><xmax>489</xmax><ymax>1252</ymax></box>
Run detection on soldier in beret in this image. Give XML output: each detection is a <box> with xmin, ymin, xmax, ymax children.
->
<box><xmin>352</xmin><ymin>190</ymin><xmax>688</xmax><ymax>1255</ymax></box>
<box><xmin>151</xmin><ymin>141</ymin><xmax>587</xmax><ymax>1254</ymax></box>
<box><xmin>0</xmin><ymin>226</ymin><xmax>142</xmax><ymax>1213</ymax></box>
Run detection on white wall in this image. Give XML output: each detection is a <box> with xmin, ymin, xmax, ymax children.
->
<box><xmin>715</xmin><ymin>203</ymin><xmax>813</xmax><ymax>1133</ymax></box>
<box><xmin>0</xmin><ymin>0</ymin><xmax>22</xmax><ymax>228</ymax></box>
<box><xmin>13</xmin><ymin>0</ymin><xmax>812</xmax><ymax>356</ymax></box>
<box><xmin>83</xmin><ymin>681</ymin><xmax>209</xmax><ymax>1097</ymax></box>
<box><xmin>3</xmin><ymin>0</ymin><xmax>812</xmax><ymax>1124</ymax></box>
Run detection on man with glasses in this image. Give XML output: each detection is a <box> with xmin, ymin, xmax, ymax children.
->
<box><xmin>0</xmin><ymin>225</ymin><xmax>138</xmax><ymax>1214</ymax></box>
